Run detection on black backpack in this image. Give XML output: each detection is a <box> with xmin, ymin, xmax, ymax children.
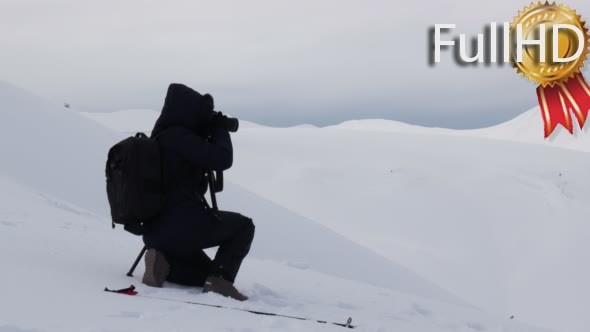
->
<box><xmin>105</xmin><ymin>132</ymin><xmax>164</xmax><ymax>235</ymax></box>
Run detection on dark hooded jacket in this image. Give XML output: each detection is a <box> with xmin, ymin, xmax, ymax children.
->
<box><xmin>142</xmin><ymin>83</ymin><xmax>233</xmax><ymax>256</ymax></box>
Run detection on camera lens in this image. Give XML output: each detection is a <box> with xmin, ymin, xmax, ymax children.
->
<box><xmin>224</xmin><ymin>117</ymin><xmax>239</xmax><ymax>133</ymax></box>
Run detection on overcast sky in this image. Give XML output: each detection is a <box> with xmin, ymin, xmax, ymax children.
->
<box><xmin>2</xmin><ymin>0</ymin><xmax>590</xmax><ymax>128</ymax></box>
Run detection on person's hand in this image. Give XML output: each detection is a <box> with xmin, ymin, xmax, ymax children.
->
<box><xmin>209</xmin><ymin>111</ymin><xmax>226</xmax><ymax>129</ymax></box>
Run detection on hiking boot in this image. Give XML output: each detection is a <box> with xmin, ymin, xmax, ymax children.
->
<box><xmin>203</xmin><ymin>276</ymin><xmax>249</xmax><ymax>301</ymax></box>
<box><xmin>142</xmin><ymin>249</ymin><xmax>170</xmax><ymax>288</ymax></box>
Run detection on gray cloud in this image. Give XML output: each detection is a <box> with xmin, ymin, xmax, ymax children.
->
<box><xmin>2</xmin><ymin>0</ymin><xmax>589</xmax><ymax>127</ymax></box>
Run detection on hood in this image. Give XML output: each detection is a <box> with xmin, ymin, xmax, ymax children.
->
<box><xmin>151</xmin><ymin>83</ymin><xmax>214</xmax><ymax>138</ymax></box>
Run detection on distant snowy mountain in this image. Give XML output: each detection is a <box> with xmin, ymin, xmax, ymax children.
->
<box><xmin>83</xmin><ymin>105</ymin><xmax>590</xmax><ymax>153</ymax></box>
<box><xmin>0</xmin><ymin>81</ymin><xmax>534</xmax><ymax>332</ymax></box>
<box><xmin>289</xmin><ymin>124</ymin><xmax>319</xmax><ymax>129</ymax></box>
<box><xmin>464</xmin><ymin>107</ymin><xmax>590</xmax><ymax>151</ymax></box>
<box><xmin>329</xmin><ymin>107</ymin><xmax>590</xmax><ymax>152</ymax></box>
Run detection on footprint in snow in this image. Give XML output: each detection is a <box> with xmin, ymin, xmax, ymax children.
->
<box><xmin>249</xmin><ymin>284</ymin><xmax>289</xmax><ymax>307</ymax></box>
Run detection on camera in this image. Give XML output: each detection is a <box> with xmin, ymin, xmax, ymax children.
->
<box><xmin>210</xmin><ymin>111</ymin><xmax>239</xmax><ymax>133</ymax></box>
<box><xmin>202</xmin><ymin>94</ymin><xmax>239</xmax><ymax>133</ymax></box>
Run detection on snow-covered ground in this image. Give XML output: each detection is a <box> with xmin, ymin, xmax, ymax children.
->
<box><xmin>1</xmin><ymin>176</ymin><xmax>540</xmax><ymax>332</ymax></box>
<box><xmin>1</xmin><ymin>80</ymin><xmax>584</xmax><ymax>331</ymax></box>
<box><xmin>229</xmin><ymin>126</ymin><xmax>590</xmax><ymax>331</ymax></box>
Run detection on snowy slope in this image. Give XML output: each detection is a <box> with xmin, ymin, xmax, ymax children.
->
<box><xmin>0</xmin><ymin>81</ymin><xmax>534</xmax><ymax>332</ymax></box>
<box><xmin>229</xmin><ymin>128</ymin><xmax>590</xmax><ymax>332</ymax></box>
<box><xmin>0</xmin><ymin>81</ymin><xmax>120</xmax><ymax>215</ymax></box>
<box><xmin>84</xmin><ymin>107</ymin><xmax>590</xmax><ymax>332</ymax></box>
<box><xmin>0</xmin><ymin>177</ymin><xmax>543</xmax><ymax>332</ymax></box>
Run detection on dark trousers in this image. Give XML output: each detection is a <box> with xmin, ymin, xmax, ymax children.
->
<box><xmin>160</xmin><ymin>210</ymin><xmax>255</xmax><ymax>285</ymax></box>
<box><xmin>166</xmin><ymin>250</ymin><xmax>212</xmax><ymax>286</ymax></box>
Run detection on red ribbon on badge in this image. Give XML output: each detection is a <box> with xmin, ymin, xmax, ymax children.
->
<box><xmin>536</xmin><ymin>74</ymin><xmax>590</xmax><ymax>138</ymax></box>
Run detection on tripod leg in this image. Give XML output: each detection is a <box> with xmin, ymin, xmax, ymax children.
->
<box><xmin>127</xmin><ymin>246</ymin><xmax>147</xmax><ymax>277</ymax></box>
<box><xmin>208</xmin><ymin>171</ymin><xmax>219</xmax><ymax>211</ymax></box>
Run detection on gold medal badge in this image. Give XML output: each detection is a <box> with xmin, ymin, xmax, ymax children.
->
<box><xmin>511</xmin><ymin>2</ymin><xmax>590</xmax><ymax>137</ymax></box>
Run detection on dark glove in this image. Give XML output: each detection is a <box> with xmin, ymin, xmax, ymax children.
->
<box><xmin>209</xmin><ymin>111</ymin><xmax>226</xmax><ymax>129</ymax></box>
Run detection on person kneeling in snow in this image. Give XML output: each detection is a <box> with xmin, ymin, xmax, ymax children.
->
<box><xmin>141</xmin><ymin>83</ymin><xmax>254</xmax><ymax>301</ymax></box>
